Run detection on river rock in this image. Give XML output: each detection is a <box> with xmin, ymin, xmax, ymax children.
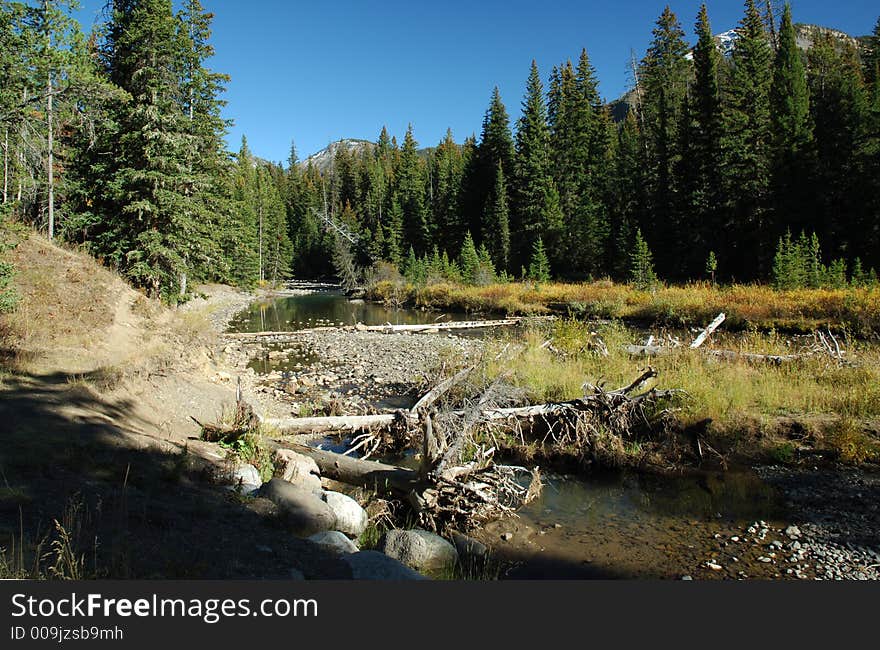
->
<box><xmin>379</xmin><ymin>528</ymin><xmax>459</xmax><ymax>572</ymax></box>
<box><xmin>322</xmin><ymin>491</ymin><xmax>368</xmax><ymax>538</ymax></box>
<box><xmin>232</xmin><ymin>463</ymin><xmax>261</xmax><ymax>487</ymax></box>
<box><xmin>342</xmin><ymin>551</ymin><xmax>427</xmax><ymax>580</ymax></box>
<box><xmin>258</xmin><ymin>478</ymin><xmax>336</xmax><ymax>537</ymax></box>
<box><xmin>308</xmin><ymin>531</ymin><xmax>359</xmax><ymax>555</ymax></box>
<box><xmin>274</xmin><ymin>449</ymin><xmax>322</xmax><ymax>494</ymax></box>
<box><xmin>450</xmin><ymin>530</ymin><xmax>488</xmax><ymax>562</ymax></box>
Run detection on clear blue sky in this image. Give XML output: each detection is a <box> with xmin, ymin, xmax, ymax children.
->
<box><xmin>73</xmin><ymin>1</ymin><xmax>878</xmax><ymax>164</ymax></box>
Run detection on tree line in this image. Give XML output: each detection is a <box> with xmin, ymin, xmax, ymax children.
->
<box><xmin>1</xmin><ymin>0</ymin><xmax>879</xmax><ymax>302</ymax></box>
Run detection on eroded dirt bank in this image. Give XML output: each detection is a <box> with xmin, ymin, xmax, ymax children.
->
<box><xmin>0</xmin><ymin>235</ymin><xmax>353</xmax><ymax>578</ymax></box>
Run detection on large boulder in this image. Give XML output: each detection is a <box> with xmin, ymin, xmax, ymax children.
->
<box><xmin>378</xmin><ymin>529</ymin><xmax>459</xmax><ymax>573</ymax></box>
<box><xmin>322</xmin><ymin>491</ymin><xmax>368</xmax><ymax>538</ymax></box>
<box><xmin>258</xmin><ymin>478</ymin><xmax>336</xmax><ymax>537</ymax></box>
<box><xmin>308</xmin><ymin>531</ymin><xmax>359</xmax><ymax>555</ymax></box>
<box><xmin>342</xmin><ymin>551</ymin><xmax>427</xmax><ymax>580</ymax></box>
<box><xmin>273</xmin><ymin>449</ymin><xmax>322</xmax><ymax>494</ymax></box>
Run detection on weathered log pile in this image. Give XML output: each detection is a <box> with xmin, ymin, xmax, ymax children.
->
<box><xmin>255</xmin><ymin>364</ymin><xmax>678</xmax><ymax>532</ymax></box>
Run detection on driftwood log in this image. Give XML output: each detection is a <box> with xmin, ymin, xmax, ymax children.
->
<box><xmin>224</xmin><ymin>316</ymin><xmax>554</xmax><ymax>339</ymax></box>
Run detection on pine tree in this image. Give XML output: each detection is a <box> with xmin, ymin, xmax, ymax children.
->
<box><xmin>395</xmin><ymin>124</ymin><xmax>429</xmax><ymax>254</ymax></box>
<box><xmin>722</xmin><ymin>0</ymin><xmax>774</xmax><ymax>279</ymax></box>
<box><xmin>688</xmin><ymin>4</ymin><xmax>725</xmax><ymax>275</ymax></box>
<box><xmin>513</xmin><ymin>61</ymin><xmax>560</xmax><ymax>270</ymax></box>
<box><xmin>527</xmin><ymin>236</ymin><xmax>551</xmax><ymax>282</ymax></box>
<box><xmin>459</xmin><ymin>230</ymin><xmax>479</xmax><ymax>284</ymax></box>
<box><xmin>637</xmin><ymin>6</ymin><xmax>690</xmax><ymax>275</ymax></box>
<box><xmin>482</xmin><ymin>161</ymin><xmax>510</xmax><ymax>272</ymax></box>
<box><xmin>770</xmin><ymin>3</ymin><xmax>813</xmax><ymax>238</ymax></box>
<box><xmin>629</xmin><ymin>228</ymin><xmax>658</xmax><ymax>290</ymax></box>
<box><xmin>808</xmin><ymin>33</ymin><xmax>869</xmax><ymax>263</ymax></box>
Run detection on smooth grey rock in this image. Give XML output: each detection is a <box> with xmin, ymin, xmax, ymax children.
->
<box><xmin>322</xmin><ymin>491</ymin><xmax>368</xmax><ymax>538</ymax></box>
<box><xmin>785</xmin><ymin>525</ymin><xmax>802</xmax><ymax>539</ymax></box>
<box><xmin>308</xmin><ymin>530</ymin><xmax>359</xmax><ymax>555</ymax></box>
<box><xmin>274</xmin><ymin>449</ymin><xmax>322</xmax><ymax>494</ymax></box>
<box><xmin>379</xmin><ymin>529</ymin><xmax>459</xmax><ymax>572</ymax></box>
<box><xmin>258</xmin><ymin>478</ymin><xmax>336</xmax><ymax>537</ymax></box>
<box><xmin>342</xmin><ymin>551</ymin><xmax>427</xmax><ymax>580</ymax></box>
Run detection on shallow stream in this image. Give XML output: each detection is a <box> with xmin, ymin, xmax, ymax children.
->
<box><xmin>230</xmin><ymin>291</ymin><xmax>792</xmax><ymax>579</ymax></box>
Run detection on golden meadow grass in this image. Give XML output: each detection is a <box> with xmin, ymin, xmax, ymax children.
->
<box><xmin>367</xmin><ymin>280</ymin><xmax>880</xmax><ymax>335</ymax></box>
<box><xmin>479</xmin><ymin>319</ymin><xmax>880</xmax><ymax>464</ymax></box>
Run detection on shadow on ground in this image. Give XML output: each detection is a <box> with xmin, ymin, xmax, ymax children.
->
<box><xmin>0</xmin><ymin>371</ymin><xmax>349</xmax><ymax>578</ymax></box>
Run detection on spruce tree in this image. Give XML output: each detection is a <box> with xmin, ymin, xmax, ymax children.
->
<box><xmin>527</xmin><ymin>236</ymin><xmax>551</xmax><ymax>282</ymax></box>
<box><xmin>483</xmin><ymin>161</ymin><xmax>510</xmax><ymax>272</ymax></box>
<box><xmin>513</xmin><ymin>61</ymin><xmax>560</xmax><ymax>270</ymax></box>
<box><xmin>722</xmin><ymin>0</ymin><xmax>774</xmax><ymax>280</ymax></box>
<box><xmin>97</xmin><ymin>0</ymin><xmax>203</xmax><ymax>299</ymax></box>
<box><xmin>550</xmin><ymin>49</ymin><xmax>609</xmax><ymax>279</ymax></box>
<box><xmin>394</xmin><ymin>124</ymin><xmax>429</xmax><ymax>254</ymax></box>
<box><xmin>637</xmin><ymin>6</ymin><xmax>690</xmax><ymax>275</ymax></box>
<box><xmin>629</xmin><ymin>229</ymin><xmax>658</xmax><ymax>290</ymax></box>
<box><xmin>770</xmin><ymin>3</ymin><xmax>814</xmax><ymax>238</ymax></box>
<box><xmin>460</xmin><ymin>88</ymin><xmax>514</xmax><ymax>245</ymax></box>
<box><xmin>607</xmin><ymin>110</ymin><xmax>642</xmax><ymax>279</ymax></box>
<box><xmin>431</xmin><ymin>128</ymin><xmax>465</xmax><ymax>252</ymax></box>
<box><xmin>689</xmin><ymin>4</ymin><xmax>725</xmax><ymax>275</ymax></box>
<box><xmin>459</xmin><ymin>230</ymin><xmax>479</xmax><ymax>284</ymax></box>
<box><xmin>808</xmin><ymin>33</ymin><xmax>868</xmax><ymax>260</ymax></box>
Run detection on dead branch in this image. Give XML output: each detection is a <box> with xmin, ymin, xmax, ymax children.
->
<box><xmin>690</xmin><ymin>313</ymin><xmax>726</xmax><ymax>349</ymax></box>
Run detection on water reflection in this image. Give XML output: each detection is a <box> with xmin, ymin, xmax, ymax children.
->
<box><xmin>227</xmin><ymin>291</ymin><xmax>472</xmax><ymax>333</ymax></box>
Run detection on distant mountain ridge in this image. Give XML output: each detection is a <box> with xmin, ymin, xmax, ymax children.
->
<box><xmin>300</xmin><ymin>138</ymin><xmax>439</xmax><ymax>172</ymax></box>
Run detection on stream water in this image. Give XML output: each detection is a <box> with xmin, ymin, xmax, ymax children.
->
<box><xmin>227</xmin><ymin>290</ymin><xmax>473</xmax><ymax>333</ymax></box>
<box><xmin>230</xmin><ymin>291</ymin><xmax>791</xmax><ymax>579</ymax></box>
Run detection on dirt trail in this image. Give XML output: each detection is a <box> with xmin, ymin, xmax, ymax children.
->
<box><xmin>0</xmin><ymin>233</ymin><xmax>345</xmax><ymax>578</ymax></box>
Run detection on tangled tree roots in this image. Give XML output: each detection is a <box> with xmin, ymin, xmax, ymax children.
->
<box><xmin>250</xmin><ymin>366</ymin><xmax>679</xmax><ymax>532</ymax></box>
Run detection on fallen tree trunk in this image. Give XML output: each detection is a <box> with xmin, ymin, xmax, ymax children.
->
<box><xmin>264</xmin><ymin>439</ymin><xmax>424</xmax><ymax>495</ymax></box>
<box><xmin>223</xmin><ymin>316</ymin><xmax>554</xmax><ymax>339</ymax></box>
<box><xmin>260</xmin><ymin>412</ymin><xmax>403</xmax><ymax>433</ymax></box>
<box><xmin>705</xmin><ymin>349</ymin><xmax>803</xmax><ymax>365</ymax></box>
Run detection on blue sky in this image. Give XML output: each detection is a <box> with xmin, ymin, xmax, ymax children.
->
<box><xmin>73</xmin><ymin>1</ymin><xmax>879</xmax><ymax>164</ymax></box>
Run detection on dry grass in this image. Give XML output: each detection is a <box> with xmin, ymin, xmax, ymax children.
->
<box><xmin>3</xmin><ymin>234</ymin><xmax>123</xmax><ymax>352</ymax></box>
<box><xmin>482</xmin><ymin>319</ymin><xmax>880</xmax><ymax>466</ymax></box>
<box><xmin>367</xmin><ymin>280</ymin><xmax>880</xmax><ymax>335</ymax></box>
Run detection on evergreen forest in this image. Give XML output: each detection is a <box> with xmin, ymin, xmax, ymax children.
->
<box><xmin>2</xmin><ymin>0</ymin><xmax>879</xmax><ymax>303</ymax></box>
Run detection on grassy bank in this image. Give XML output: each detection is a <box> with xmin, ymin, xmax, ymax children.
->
<box><xmin>477</xmin><ymin>320</ymin><xmax>880</xmax><ymax>468</ymax></box>
<box><xmin>367</xmin><ymin>280</ymin><xmax>880</xmax><ymax>336</ymax></box>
